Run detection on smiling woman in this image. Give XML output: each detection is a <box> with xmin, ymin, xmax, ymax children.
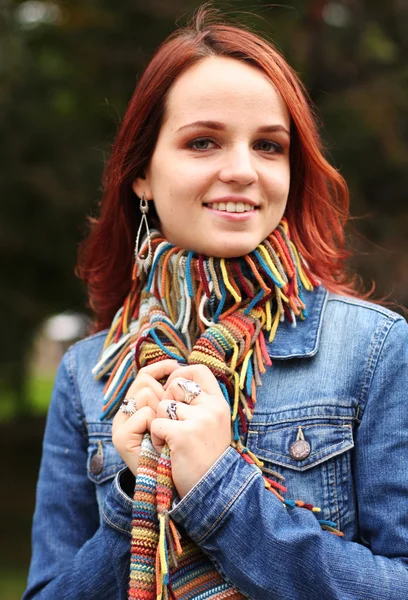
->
<box><xmin>131</xmin><ymin>56</ymin><xmax>291</xmax><ymax>257</ymax></box>
<box><xmin>23</xmin><ymin>6</ymin><xmax>408</xmax><ymax>600</ymax></box>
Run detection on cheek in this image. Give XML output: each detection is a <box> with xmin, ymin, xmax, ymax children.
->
<box><xmin>265</xmin><ymin>168</ymin><xmax>290</xmax><ymax>202</ymax></box>
<box><xmin>149</xmin><ymin>180</ymin><xmax>194</xmax><ymax>237</ymax></box>
<box><xmin>150</xmin><ymin>153</ymin><xmax>198</xmax><ymax>198</ymax></box>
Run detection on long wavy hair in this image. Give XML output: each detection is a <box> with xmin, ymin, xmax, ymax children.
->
<box><xmin>77</xmin><ymin>8</ymin><xmax>363</xmax><ymax>332</ymax></box>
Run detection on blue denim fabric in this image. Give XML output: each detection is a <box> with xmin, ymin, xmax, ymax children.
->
<box><xmin>23</xmin><ymin>288</ymin><xmax>408</xmax><ymax>599</ymax></box>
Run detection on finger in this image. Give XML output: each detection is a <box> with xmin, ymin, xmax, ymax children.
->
<box><xmin>128</xmin><ymin>372</ymin><xmax>165</xmax><ymax>400</ymax></box>
<box><xmin>150</xmin><ymin>417</ymin><xmax>181</xmax><ymax>454</ymax></box>
<box><xmin>112</xmin><ymin>401</ymin><xmax>130</xmax><ymax>432</ymax></box>
<box><xmin>162</xmin><ymin>377</ymin><xmax>204</xmax><ymax>405</ymax></box>
<box><xmin>121</xmin><ymin>405</ymin><xmax>156</xmax><ymax>436</ymax></box>
<box><xmin>164</xmin><ymin>365</ymin><xmax>222</xmax><ymax>397</ymax></box>
<box><xmin>112</xmin><ymin>405</ymin><xmax>156</xmax><ymax>452</ymax></box>
<box><xmin>129</xmin><ymin>386</ymin><xmax>162</xmax><ymax>412</ymax></box>
<box><xmin>136</xmin><ymin>359</ymin><xmax>180</xmax><ymax>383</ymax></box>
<box><xmin>156</xmin><ymin>399</ymin><xmax>196</xmax><ymax>421</ymax></box>
<box><xmin>112</xmin><ymin>387</ymin><xmax>160</xmax><ymax>435</ymax></box>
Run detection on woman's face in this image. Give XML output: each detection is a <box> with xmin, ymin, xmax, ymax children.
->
<box><xmin>133</xmin><ymin>56</ymin><xmax>291</xmax><ymax>257</ymax></box>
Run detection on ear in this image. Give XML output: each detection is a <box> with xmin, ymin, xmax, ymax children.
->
<box><xmin>132</xmin><ymin>174</ymin><xmax>153</xmax><ymax>201</ymax></box>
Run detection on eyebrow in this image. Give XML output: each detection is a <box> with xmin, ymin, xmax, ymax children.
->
<box><xmin>175</xmin><ymin>120</ymin><xmax>290</xmax><ymax>137</ymax></box>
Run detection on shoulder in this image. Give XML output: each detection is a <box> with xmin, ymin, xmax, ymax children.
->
<box><xmin>264</xmin><ymin>286</ymin><xmax>406</xmax><ymax>360</ymax></box>
<box><xmin>57</xmin><ymin>330</ymin><xmax>109</xmax><ymax>421</ymax></box>
<box><xmin>326</xmin><ymin>292</ymin><xmax>404</xmax><ymax>323</ymax></box>
<box><xmin>69</xmin><ymin>329</ymin><xmax>109</xmax><ymax>359</ymax></box>
<box><xmin>320</xmin><ymin>292</ymin><xmax>408</xmax><ymax>380</ymax></box>
<box><xmin>323</xmin><ymin>292</ymin><xmax>407</xmax><ymax>345</ymax></box>
<box><xmin>66</xmin><ymin>329</ymin><xmax>108</xmax><ymax>369</ymax></box>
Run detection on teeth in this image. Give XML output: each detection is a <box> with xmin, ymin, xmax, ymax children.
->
<box><xmin>208</xmin><ymin>202</ymin><xmax>255</xmax><ymax>212</ymax></box>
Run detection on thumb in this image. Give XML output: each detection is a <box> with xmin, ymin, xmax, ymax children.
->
<box><xmin>150</xmin><ymin>417</ymin><xmax>179</xmax><ymax>455</ymax></box>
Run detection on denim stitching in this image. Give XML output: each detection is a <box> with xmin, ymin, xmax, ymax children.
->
<box><xmin>267</xmin><ymin>287</ymin><xmax>328</xmax><ymax>359</ymax></box>
<box><xmin>102</xmin><ymin>506</ymin><xmax>131</xmax><ymax>537</ymax></box>
<box><xmin>196</xmin><ymin>469</ymin><xmax>260</xmax><ymax>543</ymax></box>
<box><xmin>250</xmin><ymin>411</ymin><xmax>357</xmax><ymax>424</ymax></box>
<box><xmin>88</xmin><ymin>466</ymin><xmax>125</xmax><ymax>483</ymax></box>
<box><xmin>253</xmin><ymin>444</ymin><xmax>354</xmax><ymax>472</ymax></box>
<box><xmin>358</xmin><ymin>316</ymin><xmax>396</xmax><ymax>419</ymax></box>
<box><xmin>331</xmin><ymin>450</ymin><xmax>340</xmax><ymax>528</ymax></box>
<box><xmin>67</xmin><ymin>345</ymin><xmax>88</xmax><ymax>436</ymax></box>
<box><xmin>252</xmin><ymin>436</ymin><xmax>352</xmax><ymax>462</ymax></box>
<box><xmin>170</xmin><ymin>447</ymin><xmax>232</xmax><ymax>511</ymax></box>
<box><xmin>249</xmin><ymin>420</ymin><xmax>354</xmax><ymax>429</ymax></box>
<box><xmin>248</xmin><ymin>424</ymin><xmax>353</xmax><ymax>458</ymax></box>
<box><xmin>328</xmin><ymin>295</ymin><xmax>402</xmax><ymax>320</ymax></box>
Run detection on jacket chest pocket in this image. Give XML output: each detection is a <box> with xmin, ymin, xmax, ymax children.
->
<box><xmin>86</xmin><ymin>422</ymin><xmax>126</xmax><ymax>515</ymax></box>
<box><xmin>247</xmin><ymin>414</ymin><xmax>356</xmax><ymax>533</ymax></box>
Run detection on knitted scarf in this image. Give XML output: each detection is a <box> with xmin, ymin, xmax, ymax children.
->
<box><xmin>93</xmin><ymin>220</ymin><xmax>343</xmax><ymax>600</ymax></box>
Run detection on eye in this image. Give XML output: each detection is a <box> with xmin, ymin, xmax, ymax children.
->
<box><xmin>254</xmin><ymin>140</ymin><xmax>283</xmax><ymax>153</ymax></box>
<box><xmin>186</xmin><ymin>137</ymin><xmax>217</xmax><ymax>151</ymax></box>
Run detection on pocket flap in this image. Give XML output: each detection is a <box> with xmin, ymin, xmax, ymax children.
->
<box><xmin>86</xmin><ymin>422</ymin><xmax>126</xmax><ymax>484</ymax></box>
<box><xmin>247</xmin><ymin>420</ymin><xmax>354</xmax><ymax>472</ymax></box>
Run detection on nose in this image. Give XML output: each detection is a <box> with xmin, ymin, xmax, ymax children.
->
<box><xmin>218</xmin><ymin>144</ymin><xmax>258</xmax><ymax>186</ymax></box>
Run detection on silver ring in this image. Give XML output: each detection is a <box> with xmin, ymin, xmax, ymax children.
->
<box><xmin>177</xmin><ymin>378</ymin><xmax>202</xmax><ymax>405</ymax></box>
<box><xmin>120</xmin><ymin>396</ymin><xmax>137</xmax><ymax>416</ymax></box>
<box><xmin>167</xmin><ymin>401</ymin><xmax>178</xmax><ymax>420</ymax></box>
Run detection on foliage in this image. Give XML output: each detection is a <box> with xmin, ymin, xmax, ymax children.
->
<box><xmin>1</xmin><ymin>0</ymin><xmax>407</xmax><ymax>417</ymax></box>
<box><xmin>0</xmin><ymin>569</ymin><xmax>27</xmax><ymax>600</ymax></box>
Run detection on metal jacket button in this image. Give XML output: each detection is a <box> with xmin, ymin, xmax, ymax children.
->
<box><xmin>289</xmin><ymin>426</ymin><xmax>311</xmax><ymax>461</ymax></box>
<box><xmin>90</xmin><ymin>441</ymin><xmax>104</xmax><ymax>475</ymax></box>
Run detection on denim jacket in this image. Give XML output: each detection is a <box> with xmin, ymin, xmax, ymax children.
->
<box><xmin>24</xmin><ymin>287</ymin><xmax>408</xmax><ymax>599</ymax></box>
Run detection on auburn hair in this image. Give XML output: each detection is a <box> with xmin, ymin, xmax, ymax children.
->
<box><xmin>77</xmin><ymin>8</ymin><xmax>363</xmax><ymax>332</ymax></box>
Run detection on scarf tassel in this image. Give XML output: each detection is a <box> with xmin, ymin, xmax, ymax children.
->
<box><xmin>156</xmin><ymin>512</ymin><xmax>183</xmax><ymax>599</ymax></box>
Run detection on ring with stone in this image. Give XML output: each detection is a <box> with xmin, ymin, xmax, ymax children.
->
<box><xmin>177</xmin><ymin>378</ymin><xmax>202</xmax><ymax>404</ymax></box>
<box><xmin>167</xmin><ymin>401</ymin><xmax>178</xmax><ymax>420</ymax></box>
<box><xmin>120</xmin><ymin>396</ymin><xmax>137</xmax><ymax>416</ymax></box>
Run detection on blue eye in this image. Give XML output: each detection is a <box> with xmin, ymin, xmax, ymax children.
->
<box><xmin>255</xmin><ymin>140</ymin><xmax>282</xmax><ymax>153</ymax></box>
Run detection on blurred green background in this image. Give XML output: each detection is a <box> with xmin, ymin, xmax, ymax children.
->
<box><xmin>1</xmin><ymin>0</ymin><xmax>408</xmax><ymax>597</ymax></box>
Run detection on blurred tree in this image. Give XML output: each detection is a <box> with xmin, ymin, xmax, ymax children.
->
<box><xmin>0</xmin><ymin>0</ymin><xmax>407</xmax><ymax>417</ymax></box>
<box><xmin>0</xmin><ymin>0</ymin><xmax>200</xmax><ymax>414</ymax></box>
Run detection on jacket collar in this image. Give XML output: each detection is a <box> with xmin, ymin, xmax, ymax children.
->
<box><xmin>265</xmin><ymin>285</ymin><xmax>328</xmax><ymax>359</ymax></box>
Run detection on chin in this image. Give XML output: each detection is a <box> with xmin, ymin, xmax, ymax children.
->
<box><xmin>205</xmin><ymin>240</ymin><xmax>260</xmax><ymax>259</ymax></box>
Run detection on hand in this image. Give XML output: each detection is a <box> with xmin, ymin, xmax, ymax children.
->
<box><xmin>112</xmin><ymin>359</ymin><xmax>179</xmax><ymax>476</ymax></box>
<box><xmin>150</xmin><ymin>364</ymin><xmax>232</xmax><ymax>498</ymax></box>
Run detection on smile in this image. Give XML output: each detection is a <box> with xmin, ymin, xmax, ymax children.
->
<box><xmin>204</xmin><ymin>202</ymin><xmax>257</xmax><ymax>213</ymax></box>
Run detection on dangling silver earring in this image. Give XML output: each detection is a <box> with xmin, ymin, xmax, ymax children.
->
<box><xmin>134</xmin><ymin>193</ymin><xmax>152</xmax><ymax>273</ymax></box>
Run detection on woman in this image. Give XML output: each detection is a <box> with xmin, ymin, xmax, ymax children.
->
<box><xmin>24</xmin><ymin>9</ymin><xmax>408</xmax><ymax>600</ymax></box>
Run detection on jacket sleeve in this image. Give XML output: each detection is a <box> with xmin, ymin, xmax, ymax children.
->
<box><xmin>169</xmin><ymin>317</ymin><xmax>408</xmax><ymax>600</ymax></box>
<box><xmin>23</xmin><ymin>346</ymin><xmax>132</xmax><ymax>600</ymax></box>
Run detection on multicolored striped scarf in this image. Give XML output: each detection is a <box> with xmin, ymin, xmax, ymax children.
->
<box><xmin>93</xmin><ymin>220</ymin><xmax>343</xmax><ymax>600</ymax></box>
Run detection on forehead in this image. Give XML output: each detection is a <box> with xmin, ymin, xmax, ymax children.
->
<box><xmin>163</xmin><ymin>56</ymin><xmax>290</xmax><ymax>128</ymax></box>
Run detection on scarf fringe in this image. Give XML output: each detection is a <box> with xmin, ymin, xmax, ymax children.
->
<box><xmin>94</xmin><ymin>221</ymin><xmax>343</xmax><ymax>600</ymax></box>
